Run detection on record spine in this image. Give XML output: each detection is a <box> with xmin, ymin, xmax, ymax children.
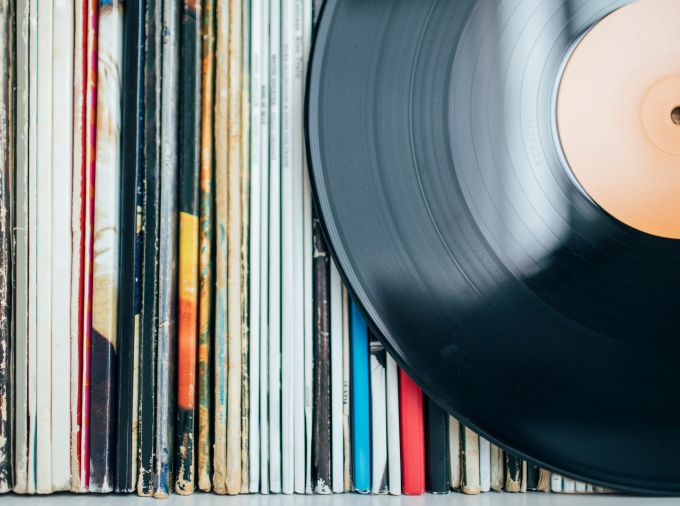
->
<box><xmin>461</xmin><ymin>427</ymin><xmax>480</xmax><ymax>495</ymax></box>
<box><xmin>550</xmin><ymin>473</ymin><xmax>563</xmax><ymax>493</ymax></box>
<box><xmin>490</xmin><ymin>444</ymin><xmax>504</xmax><ymax>491</ymax></box>
<box><xmin>448</xmin><ymin>417</ymin><xmax>461</xmax><ymax>490</ymax></box>
<box><xmin>137</xmin><ymin>0</ymin><xmax>161</xmax><ymax>496</ymax></box>
<box><xmin>385</xmin><ymin>354</ymin><xmax>401</xmax><ymax>495</ymax></box>
<box><xmin>69</xmin><ymin>0</ymin><xmax>87</xmax><ymax>492</ymax></box>
<box><xmin>35</xmin><ymin>0</ymin><xmax>54</xmax><ymax>491</ymax></box>
<box><xmin>329</xmin><ymin>262</ymin><xmax>343</xmax><ymax>493</ymax></box>
<box><xmin>248</xmin><ymin>0</ymin><xmax>263</xmax><ymax>494</ymax></box>
<box><xmin>425</xmin><ymin>397</ymin><xmax>449</xmax><ymax>494</ymax></box>
<box><xmin>226</xmin><ymin>0</ymin><xmax>243</xmax><ymax>495</ymax></box>
<box><xmin>80</xmin><ymin>0</ymin><xmax>99</xmax><ymax>490</ymax></box>
<box><xmin>350</xmin><ymin>302</ymin><xmax>370</xmax><ymax>494</ymax></box>
<box><xmin>116</xmin><ymin>0</ymin><xmax>144</xmax><ymax>492</ymax></box>
<box><xmin>0</xmin><ymin>0</ymin><xmax>12</xmax><ymax>492</ymax></box>
<box><xmin>197</xmin><ymin>0</ymin><xmax>215</xmax><ymax>492</ymax></box>
<box><xmin>266</xmin><ymin>0</ymin><xmax>281</xmax><ymax>494</ymax></box>
<box><xmin>369</xmin><ymin>335</ymin><xmax>388</xmax><ymax>495</ymax></box>
<box><xmin>240</xmin><ymin>0</ymin><xmax>251</xmax><ymax>493</ymax></box>
<box><xmin>479</xmin><ymin>437</ymin><xmax>491</xmax><ymax>492</ymax></box>
<box><xmin>257</xmin><ymin>0</ymin><xmax>271</xmax><ymax>493</ymax></box>
<box><xmin>341</xmin><ymin>287</ymin><xmax>351</xmax><ymax>492</ymax></box>
<box><xmin>537</xmin><ymin>468</ymin><xmax>551</xmax><ymax>492</ymax></box>
<box><xmin>504</xmin><ymin>453</ymin><xmax>522</xmax><ymax>492</ymax></box>
<box><xmin>212</xmin><ymin>0</ymin><xmax>229</xmax><ymax>492</ymax></box>
<box><xmin>399</xmin><ymin>369</ymin><xmax>424</xmax><ymax>495</ymax></box>
<box><xmin>51</xmin><ymin>0</ymin><xmax>74</xmax><ymax>491</ymax></box>
<box><xmin>175</xmin><ymin>0</ymin><xmax>202</xmax><ymax>494</ymax></box>
<box><xmin>526</xmin><ymin>463</ymin><xmax>539</xmax><ymax>491</ymax></box>
<box><xmin>154</xmin><ymin>0</ymin><xmax>180</xmax><ymax>497</ymax></box>
<box><xmin>13</xmin><ymin>0</ymin><xmax>29</xmax><ymax>493</ymax></box>
<box><xmin>312</xmin><ymin>218</ymin><xmax>331</xmax><ymax>494</ymax></box>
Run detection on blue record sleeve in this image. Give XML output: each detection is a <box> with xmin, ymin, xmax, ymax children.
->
<box><xmin>351</xmin><ymin>301</ymin><xmax>371</xmax><ymax>493</ymax></box>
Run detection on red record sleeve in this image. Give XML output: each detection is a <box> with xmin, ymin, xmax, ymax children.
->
<box><xmin>399</xmin><ymin>369</ymin><xmax>425</xmax><ymax>495</ymax></box>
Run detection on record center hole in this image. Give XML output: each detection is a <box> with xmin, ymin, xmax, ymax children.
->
<box><xmin>672</xmin><ymin>106</ymin><xmax>680</xmax><ymax>125</ymax></box>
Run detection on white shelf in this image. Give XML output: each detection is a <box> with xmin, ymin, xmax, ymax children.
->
<box><xmin>0</xmin><ymin>493</ymin><xmax>673</xmax><ymax>505</ymax></box>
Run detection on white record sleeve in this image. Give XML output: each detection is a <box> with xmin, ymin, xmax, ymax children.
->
<box><xmin>36</xmin><ymin>0</ymin><xmax>54</xmax><ymax>492</ymax></box>
<box><xmin>267</xmin><ymin>0</ymin><xmax>282</xmax><ymax>493</ymax></box>
<box><xmin>248</xmin><ymin>0</ymin><xmax>263</xmax><ymax>493</ymax></box>
<box><xmin>575</xmin><ymin>481</ymin><xmax>587</xmax><ymax>493</ymax></box>
<box><xmin>385</xmin><ymin>354</ymin><xmax>401</xmax><ymax>495</ymax></box>
<box><xmin>329</xmin><ymin>262</ymin><xmax>343</xmax><ymax>493</ymax></box>
<box><xmin>13</xmin><ymin>0</ymin><xmax>30</xmax><ymax>494</ymax></box>
<box><xmin>51</xmin><ymin>0</ymin><xmax>74</xmax><ymax>491</ymax></box>
<box><xmin>448</xmin><ymin>417</ymin><xmax>461</xmax><ymax>490</ymax></box>
<box><xmin>479</xmin><ymin>437</ymin><xmax>491</xmax><ymax>493</ymax></box>
<box><xmin>369</xmin><ymin>342</ymin><xmax>388</xmax><ymax>495</ymax></box>
<box><xmin>551</xmin><ymin>473</ymin><xmax>563</xmax><ymax>493</ymax></box>
<box><xmin>562</xmin><ymin>477</ymin><xmax>576</xmax><ymax>493</ymax></box>
<box><xmin>302</xmin><ymin>2</ymin><xmax>314</xmax><ymax>493</ymax></box>
<box><xmin>258</xmin><ymin>0</ymin><xmax>271</xmax><ymax>493</ymax></box>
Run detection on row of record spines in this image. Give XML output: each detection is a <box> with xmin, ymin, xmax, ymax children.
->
<box><xmin>0</xmin><ymin>0</ymin><xmax>615</xmax><ymax>498</ymax></box>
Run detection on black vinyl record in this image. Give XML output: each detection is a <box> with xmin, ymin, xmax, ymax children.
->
<box><xmin>306</xmin><ymin>0</ymin><xmax>680</xmax><ymax>494</ymax></box>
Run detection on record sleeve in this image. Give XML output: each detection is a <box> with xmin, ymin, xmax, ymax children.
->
<box><xmin>36</xmin><ymin>0</ymin><xmax>54</xmax><ymax>491</ymax></box>
<box><xmin>13</xmin><ymin>0</ymin><xmax>29</xmax><ymax>493</ymax></box>
<box><xmin>197</xmin><ymin>0</ymin><xmax>215</xmax><ymax>492</ymax></box>
<box><xmin>504</xmin><ymin>454</ymin><xmax>522</xmax><ymax>493</ymax></box>
<box><xmin>385</xmin><ymin>355</ymin><xmax>401</xmax><ymax>496</ymax></box>
<box><xmin>240</xmin><ymin>0</ymin><xmax>251</xmax><ymax>494</ymax></box>
<box><xmin>551</xmin><ymin>474</ymin><xmax>563</xmax><ymax>493</ymax></box>
<box><xmin>267</xmin><ymin>0</ymin><xmax>282</xmax><ymax>494</ymax></box>
<box><xmin>537</xmin><ymin>469</ymin><xmax>551</xmax><ymax>492</ymax></box>
<box><xmin>155</xmin><ymin>0</ymin><xmax>179</xmax><ymax>497</ymax></box>
<box><xmin>461</xmin><ymin>427</ymin><xmax>480</xmax><ymax>495</ymax></box>
<box><xmin>350</xmin><ymin>302</ymin><xmax>370</xmax><ymax>494</ymax></box>
<box><xmin>479</xmin><ymin>437</ymin><xmax>491</xmax><ymax>492</ymax></box>
<box><xmin>51</xmin><ymin>0</ymin><xmax>74</xmax><ymax>491</ymax></box>
<box><xmin>425</xmin><ymin>397</ymin><xmax>449</xmax><ymax>494</ymax></box>
<box><xmin>448</xmin><ymin>417</ymin><xmax>461</xmax><ymax>490</ymax></box>
<box><xmin>175</xmin><ymin>0</ymin><xmax>202</xmax><ymax>494</ymax></box>
<box><xmin>212</xmin><ymin>0</ymin><xmax>229</xmax><ymax>492</ymax></box>
<box><xmin>329</xmin><ymin>262</ymin><xmax>343</xmax><ymax>493</ymax></box>
<box><xmin>116</xmin><ymin>0</ymin><xmax>144</xmax><ymax>492</ymax></box>
<box><xmin>369</xmin><ymin>334</ymin><xmax>387</xmax><ymax>495</ymax></box>
<box><xmin>312</xmin><ymin>217</ymin><xmax>331</xmax><ymax>494</ymax></box>
<box><xmin>490</xmin><ymin>445</ymin><xmax>504</xmax><ymax>491</ymax></box>
<box><xmin>399</xmin><ymin>370</ymin><xmax>424</xmax><ymax>495</ymax></box>
<box><xmin>137</xmin><ymin>0</ymin><xmax>162</xmax><ymax>496</ymax></box>
<box><xmin>341</xmin><ymin>287</ymin><xmax>351</xmax><ymax>492</ymax></box>
<box><xmin>0</xmin><ymin>0</ymin><xmax>12</xmax><ymax>492</ymax></box>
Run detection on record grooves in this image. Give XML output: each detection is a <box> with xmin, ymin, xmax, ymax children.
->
<box><xmin>306</xmin><ymin>0</ymin><xmax>680</xmax><ymax>494</ymax></box>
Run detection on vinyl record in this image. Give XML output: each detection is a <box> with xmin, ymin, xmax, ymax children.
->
<box><xmin>306</xmin><ymin>0</ymin><xmax>680</xmax><ymax>494</ymax></box>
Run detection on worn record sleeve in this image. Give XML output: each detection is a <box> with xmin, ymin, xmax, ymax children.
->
<box><xmin>350</xmin><ymin>302</ymin><xmax>370</xmax><ymax>494</ymax></box>
<box><xmin>399</xmin><ymin>369</ymin><xmax>425</xmax><ymax>495</ymax></box>
<box><xmin>537</xmin><ymin>468</ymin><xmax>551</xmax><ymax>492</ymax></box>
<box><xmin>52</xmin><ymin>0</ymin><xmax>75</xmax><ymax>491</ymax></box>
<box><xmin>521</xmin><ymin>460</ymin><xmax>528</xmax><ymax>493</ymax></box>
<box><xmin>137</xmin><ymin>0</ymin><xmax>161</xmax><ymax>496</ymax></box>
<box><xmin>340</xmin><ymin>287</ymin><xmax>351</xmax><ymax>492</ymax></box>
<box><xmin>311</xmin><ymin>219</ymin><xmax>331</xmax><ymax>494</ymax></box>
<box><xmin>425</xmin><ymin>397</ymin><xmax>449</xmax><ymax>494</ymax></box>
<box><xmin>197</xmin><ymin>0</ymin><xmax>215</xmax><ymax>492</ymax></box>
<box><xmin>385</xmin><ymin>355</ymin><xmax>401</xmax><ymax>495</ymax></box>
<box><xmin>70</xmin><ymin>0</ymin><xmax>87</xmax><ymax>491</ymax></box>
<box><xmin>80</xmin><ymin>0</ymin><xmax>99</xmax><ymax>491</ymax></box>
<box><xmin>13</xmin><ymin>0</ymin><xmax>29</xmax><ymax>493</ymax></box>
<box><xmin>504</xmin><ymin>453</ymin><xmax>523</xmax><ymax>493</ymax></box>
<box><xmin>329</xmin><ymin>262</ymin><xmax>343</xmax><ymax>493</ymax></box>
<box><xmin>267</xmin><ymin>0</ymin><xmax>282</xmax><ymax>494</ymax></box>
<box><xmin>490</xmin><ymin>444</ymin><xmax>504</xmax><ymax>491</ymax></box>
<box><xmin>89</xmin><ymin>0</ymin><xmax>124</xmax><ymax>492</ymax></box>
<box><xmin>479</xmin><ymin>437</ymin><xmax>491</xmax><ymax>492</ymax></box>
<box><xmin>36</xmin><ymin>0</ymin><xmax>54</xmax><ymax>492</ymax></box>
<box><xmin>369</xmin><ymin>335</ymin><xmax>388</xmax><ymax>495</ymax></box>
<box><xmin>448</xmin><ymin>417</ymin><xmax>461</xmax><ymax>490</ymax></box>
<box><xmin>26</xmin><ymin>0</ymin><xmax>39</xmax><ymax>492</ymax></box>
<box><xmin>213</xmin><ymin>0</ymin><xmax>229</xmax><ymax>492</ymax></box>
<box><xmin>154</xmin><ymin>0</ymin><xmax>180</xmax><ymax>497</ymax></box>
<box><xmin>0</xmin><ymin>0</ymin><xmax>12</xmax><ymax>492</ymax></box>
<box><xmin>526</xmin><ymin>463</ymin><xmax>539</xmax><ymax>491</ymax></box>
<box><xmin>461</xmin><ymin>427</ymin><xmax>480</xmax><ymax>495</ymax></box>
<box><xmin>116</xmin><ymin>0</ymin><xmax>144</xmax><ymax>492</ymax></box>
<box><xmin>226</xmin><ymin>0</ymin><xmax>243</xmax><ymax>495</ymax></box>
<box><xmin>175</xmin><ymin>0</ymin><xmax>202</xmax><ymax>494</ymax></box>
